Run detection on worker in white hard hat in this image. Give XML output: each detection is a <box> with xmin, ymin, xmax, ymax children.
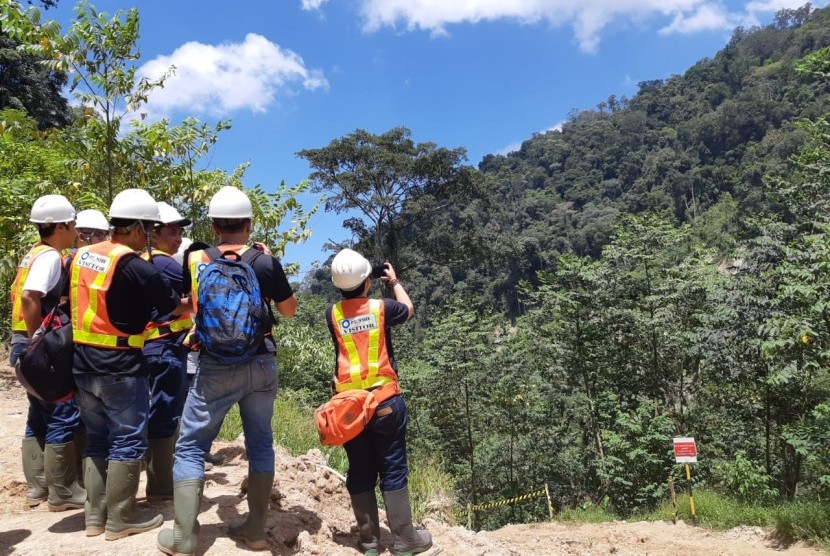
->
<box><xmin>69</xmin><ymin>188</ymin><xmax>190</xmax><ymax>541</ymax></box>
<box><xmin>10</xmin><ymin>194</ymin><xmax>86</xmax><ymax>512</ymax></box>
<box><xmin>75</xmin><ymin>209</ymin><xmax>110</xmax><ymax>247</ymax></box>
<box><xmin>327</xmin><ymin>248</ymin><xmax>432</xmax><ymax>556</ymax></box>
<box><xmin>139</xmin><ymin>202</ymin><xmax>193</xmax><ymax>500</ymax></box>
<box><xmin>158</xmin><ymin>186</ymin><xmax>297</xmax><ymax>556</ymax></box>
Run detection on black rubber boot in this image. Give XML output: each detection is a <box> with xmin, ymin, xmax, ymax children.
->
<box><xmin>228</xmin><ymin>472</ymin><xmax>273</xmax><ymax>550</ymax></box>
<box><xmin>45</xmin><ymin>442</ymin><xmax>86</xmax><ymax>511</ymax></box>
<box><xmin>157</xmin><ymin>479</ymin><xmax>204</xmax><ymax>556</ymax></box>
<box><xmin>146</xmin><ymin>436</ymin><xmax>176</xmax><ymax>500</ymax></box>
<box><xmin>21</xmin><ymin>437</ymin><xmax>47</xmax><ymax>507</ymax></box>
<box><xmin>350</xmin><ymin>490</ymin><xmax>381</xmax><ymax>556</ymax></box>
<box><xmin>382</xmin><ymin>487</ymin><xmax>432</xmax><ymax>556</ymax></box>
<box><xmin>104</xmin><ymin>460</ymin><xmax>163</xmax><ymax>540</ymax></box>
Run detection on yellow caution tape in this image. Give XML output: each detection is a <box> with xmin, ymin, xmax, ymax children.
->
<box><xmin>470</xmin><ymin>487</ymin><xmax>547</xmax><ymax>511</ymax></box>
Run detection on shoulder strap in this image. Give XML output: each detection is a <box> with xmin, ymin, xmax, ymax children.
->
<box><xmin>206</xmin><ymin>246</ymin><xmax>222</xmax><ymax>261</ymax></box>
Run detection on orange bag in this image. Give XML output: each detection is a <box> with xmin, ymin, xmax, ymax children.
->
<box><xmin>314</xmin><ymin>382</ymin><xmax>401</xmax><ymax>446</ymax></box>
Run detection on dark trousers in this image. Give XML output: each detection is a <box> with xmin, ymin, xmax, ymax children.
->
<box><xmin>145</xmin><ymin>341</ymin><xmax>188</xmax><ymax>439</ymax></box>
<box><xmin>344</xmin><ymin>394</ymin><xmax>409</xmax><ymax>494</ymax></box>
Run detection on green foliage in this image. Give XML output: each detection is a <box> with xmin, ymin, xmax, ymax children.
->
<box><xmin>715</xmin><ymin>451</ymin><xmax>778</xmax><ymax>503</ymax></box>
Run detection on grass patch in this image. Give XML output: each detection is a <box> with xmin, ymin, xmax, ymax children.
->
<box><xmin>217</xmin><ymin>388</ymin><xmax>348</xmax><ymax>472</ymax></box>
<box><xmin>639</xmin><ymin>489</ymin><xmax>774</xmax><ymax>529</ymax></box>
<box><xmin>557</xmin><ymin>502</ymin><xmax>618</xmax><ymax>524</ymax></box>
<box><xmin>408</xmin><ymin>452</ymin><xmax>455</xmax><ymax>522</ymax></box>
<box><xmin>774</xmin><ymin>500</ymin><xmax>830</xmax><ymax>547</ymax></box>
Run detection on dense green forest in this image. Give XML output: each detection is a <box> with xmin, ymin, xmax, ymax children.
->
<box><xmin>4</xmin><ymin>0</ymin><xmax>830</xmax><ymax>536</ymax></box>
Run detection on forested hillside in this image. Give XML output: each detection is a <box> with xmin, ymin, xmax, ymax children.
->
<box><xmin>290</xmin><ymin>4</ymin><xmax>830</xmax><ymax>534</ymax></box>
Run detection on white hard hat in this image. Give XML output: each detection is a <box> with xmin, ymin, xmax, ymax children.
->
<box><xmin>75</xmin><ymin>209</ymin><xmax>109</xmax><ymax>231</ymax></box>
<box><xmin>30</xmin><ymin>194</ymin><xmax>76</xmax><ymax>224</ymax></box>
<box><xmin>173</xmin><ymin>237</ymin><xmax>192</xmax><ymax>264</ymax></box>
<box><xmin>109</xmin><ymin>189</ymin><xmax>161</xmax><ymax>222</ymax></box>
<box><xmin>157</xmin><ymin>202</ymin><xmax>192</xmax><ymax>226</ymax></box>
<box><xmin>208</xmin><ymin>186</ymin><xmax>253</xmax><ymax>219</ymax></box>
<box><xmin>331</xmin><ymin>248</ymin><xmax>372</xmax><ymax>291</ymax></box>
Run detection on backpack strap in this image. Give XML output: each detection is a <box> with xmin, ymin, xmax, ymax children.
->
<box><xmin>236</xmin><ymin>247</ymin><xmax>277</xmax><ymax>326</ymax></box>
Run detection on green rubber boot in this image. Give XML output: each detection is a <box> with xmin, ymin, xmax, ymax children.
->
<box><xmin>21</xmin><ymin>437</ymin><xmax>47</xmax><ymax>507</ymax></box>
<box><xmin>351</xmin><ymin>490</ymin><xmax>381</xmax><ymax>556</ymax></box>
<box><xmin>382</xmin><ymin>487</ymin><xmax>432</xmax><ymax>556</ymax></box>
<box><xmin>83</xmin><ymin>457</ymin><xmax>107</xmax><ymax>536</ymax></box>
<box><xmin>228</xmin><ymin>472</ymin><xmax>273</xmax><ymax>550</ymax></box>
<box><xmin>104</xmin><ymin>460</ymin><xmax>163</xmax><ymax>540</ymax></box>
<box><xmin>146</xmin><ymin>436</ymin><xmax>176</xmax><ymax>500</ymax></box>
<box><xmin>45</xmin><ymin>442</ymin><xmax>86</xmax><ymax>512</ymax></box>
<box><xmin>157</xmin><ymin>479</ymin><xmax>204</xmax><ymax>556</ymax></box>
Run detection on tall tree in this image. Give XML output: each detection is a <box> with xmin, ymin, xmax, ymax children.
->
<box><xmin>298</xmin><ymin>127</ymin><xmax>481</xmax><ymax>271</ymax></box>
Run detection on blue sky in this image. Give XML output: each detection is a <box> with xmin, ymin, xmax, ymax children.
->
<box><xmin>46</xmin><ymin>0</ymin><xmax>826</xmax><ymax>275</ymax></box>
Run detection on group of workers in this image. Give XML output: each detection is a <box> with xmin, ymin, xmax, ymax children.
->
<box><xmin>9</xmin><ymin>186</ymin><xmax>432</xmax><ymax>556</ymax></box>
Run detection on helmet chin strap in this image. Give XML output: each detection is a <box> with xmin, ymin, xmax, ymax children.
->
<box><xmin>139</xmin><ymin>221</ymin><xmax>153</xmax><ymax>258</ymax></box>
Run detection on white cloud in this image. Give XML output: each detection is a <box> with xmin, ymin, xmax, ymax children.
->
<box><xmin>340</xmin><ymin>0</ymin><xmax>827</xmax><ymax>53</ymax></box>
<box><xmin>497</xmin><ymin>121</ymin><xmax>564</xmax><ymax>155</ymax></box>
<box><xmin>496</xmin><ymin>141</ymin><xmax>524</xmax><ymax>155</ymax></box>
<box><xmin>301</xmin><ymin>0</ymin><xmax>329</xmax><ymax>10</ymax></box>
<box><xmin>136</xmin><ymin>33</ymin><xmax>328</xmax><ymax>118</ymax></box>
<box><xmin>658</xmin><ymin>4</ymin><xmax>737</xmax><ymax>35</ymax></box>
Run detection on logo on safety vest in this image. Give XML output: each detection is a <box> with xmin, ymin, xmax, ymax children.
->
<box><xmin>18</xmin><ymin>251</ymin><xmax>37</xmax><ymax>268</ymax></box>
<box><xmin>76</xmin><ymin>251</ymin><xmax>111</xmax><ymax>273</ymax></box>
<box><xmin>339</xmin><ymin>313</ymin><xmax>378</xmax><ymax>335</ymax></box>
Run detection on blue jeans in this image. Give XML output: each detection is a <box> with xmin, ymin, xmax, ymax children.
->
<box><xmin>173</xmin><ymin>354</ymin><xmax>279</xmax><ymax>482</ymax></box>
<box><xmin>74</xmin><ymin>373</ymin><xmax>149</xmax><ymax>462</ymax></box>
<box><xmin>25</xmin><ymin>393</ymin><xmax>81</xmax><ymax>444</ymax></box>
<box><xmin>12</xmin><ymin>333</ymin><xmax>80</xmax><ymax>443</ymax></box>
<box><xmin>144</xmin><ymin>341</ymin><xmax>187</xmax><ymax>439</ymax></box>
<box><xmin>344</xmin><ymin>394</ymin><xmax>409</xmax><ymax>494</ymax></box>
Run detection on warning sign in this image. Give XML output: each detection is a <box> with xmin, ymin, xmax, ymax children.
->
<box><xmin>673</xmin><ymin>437</ymin><xmax>698</xmax><ymax>463</ymax></box>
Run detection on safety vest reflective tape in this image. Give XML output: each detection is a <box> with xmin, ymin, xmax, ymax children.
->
<box><xmin>10</xmin><ymin>243</ymin><xmax>57</xmax><ymax>332</ymax></box>
<box><xmin>141</xmin><ymin>249</ymin><xmax>193</xmax><ymax>341</ymax></box>
<box><xmin>331</xmin><ymin>298</ymin><xmax>397</xmax><ymax>392</ymax></box>
<box><xmin>70</xmin><ymin>240</ymin><xmax>145</xmax><ymax>349</ymax></box>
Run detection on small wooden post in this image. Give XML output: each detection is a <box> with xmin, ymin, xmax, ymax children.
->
<box><xmin>668</xmin><ymin>474</ymin><xmax>678</xmax><ymax>524</ymax></box>
<box><xmin>467</xmin><ymin>503</ymin><xmax>472</xmax><ymax>529</ymax></box>
<box><xmin>544</xmin><ymin>483</ymin><xmax>555</xmax><ymax>521</ymax></box>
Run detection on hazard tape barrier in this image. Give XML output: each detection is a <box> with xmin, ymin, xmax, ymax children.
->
<box><xmin>466</xmin><ymin>483</ymin><xmax>555</xmax><ymax>528</ymax></box>
<box><xmin>471</xmin><ymin>487</ymin><xmax>547</xmax><ymax>511</ymax></box>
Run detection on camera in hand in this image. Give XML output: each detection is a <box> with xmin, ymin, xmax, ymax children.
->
<box><xmin>371</xmin><ymin>264</ymin><xmax>388</xmax><ymax>278</ymax></box>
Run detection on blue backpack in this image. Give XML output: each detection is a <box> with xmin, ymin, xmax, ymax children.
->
<box><xmin>195</xmin><ymin>247</ymin><xmax>272</xmax><ymax>364</ymax></box>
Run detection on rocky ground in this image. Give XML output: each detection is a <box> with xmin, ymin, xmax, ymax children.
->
<box><xmin>0</xmin><ymin>364</ymin><xmax>824</xmax><ymax>556</ymax></box>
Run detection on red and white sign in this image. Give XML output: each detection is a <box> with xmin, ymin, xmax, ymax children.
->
<box><xmin>673</xmin><ymin>437</ymin><xmax>698</xmax><ymax>463</ymax></box>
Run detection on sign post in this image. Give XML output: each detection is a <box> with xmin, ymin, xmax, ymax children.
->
<box><xmin>673</xmin><ymin>437</ymin><xmax>698</xmax><ymax>524</ymax></box>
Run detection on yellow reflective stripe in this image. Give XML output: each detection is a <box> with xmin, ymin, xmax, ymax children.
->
<box><xmin>367</xmin><ymin>299</ymin><xmax>381</xmax><ymax>376</ymax></box>
<box><xmin>73</xmin><ymin>329</ymin><xmax>145</xmax><ymax>348</ymax></box>
<box><xmin>333</xmin><ymin>302</ymin><xmax>363</xmax><ymax>385</ymax></box>
<box><xmin>70</xmin><ymin>251</ymin><xmax>83</xmax><ymax>332</ymax></box>
<box><xmin>11</xmin><ymin>245</ymin><xmax>54</xmax><ymax>330</ymax></box>
<box><xmin>144</xmin><ymin>317</ymin><xmax>194</xmax><ymax>340</ymax></box>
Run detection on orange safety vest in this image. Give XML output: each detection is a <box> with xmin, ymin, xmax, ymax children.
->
<box><xmin>141</xmin><ymin>249</ymin><xmax>193</xmax><ymax>341</ymax></box>
<box><xmin>331</xmin><ymin>298</ymin><xmax>398</xmax><ymax>392</ymax></box>
<box><xmin>70</xmin><ymin>240</ymin><xmax>145</xmax><ymax>349</ymax></box>
<box><xmin>10</xmin><ymin>243</ymin><xmax>58</xmax><ymax>332</ymax></box>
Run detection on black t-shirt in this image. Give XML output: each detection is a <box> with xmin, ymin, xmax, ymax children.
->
<box><xmin>74</xmin><ymin>254</ymin><xmax>181</xmax><ymax>376</ymax></box>
<box><xmin>325</xmin><ymin>297</ymin><xmax>410</xmax><ymax>376</ymax></box>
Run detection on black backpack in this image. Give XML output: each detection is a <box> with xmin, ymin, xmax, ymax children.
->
<box><xmin>16</xmin><ymin>305</ymin><xmax>75</xmax><ymax>403</ymax></box>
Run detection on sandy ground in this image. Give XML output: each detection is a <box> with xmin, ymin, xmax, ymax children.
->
<box><xmin>0</xmin><ymin>363</ymin><xmax>825</xmax><ymax>556</ymax></box>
